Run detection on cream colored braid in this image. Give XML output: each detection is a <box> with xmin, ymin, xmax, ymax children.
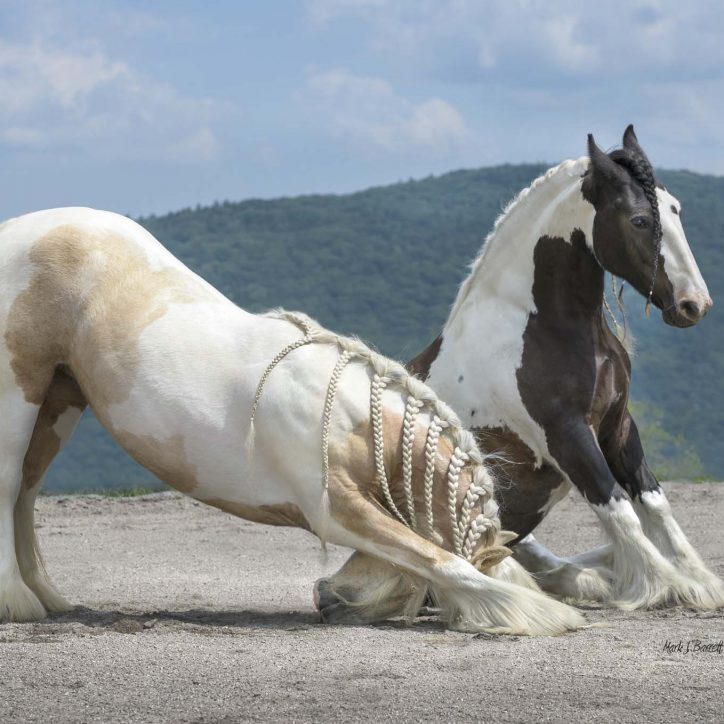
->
<box><xmin>247</xmin><ymin>310</ymin><xmax>503</xmax><ymax>566</ymax></box>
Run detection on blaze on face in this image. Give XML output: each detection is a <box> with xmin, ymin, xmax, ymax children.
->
<box><xmin>581</xmin><ymin>125</ymin><xmax>712</xmax><ymax>328</ymax></box>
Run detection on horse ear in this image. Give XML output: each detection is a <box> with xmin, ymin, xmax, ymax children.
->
<box><xmin>587</xmin><ymin>134</ymin><xmax>625</xmax><ymax>186</ymax></box>
<box><xmin>623</xmin><ymin>124</ymin><xmax>638</xmax><ymax>148</ymax></box>
<box><xmin>623</xmin><ymin>123</ymin><xmax>649</xmax><ymax>161</ymax></box>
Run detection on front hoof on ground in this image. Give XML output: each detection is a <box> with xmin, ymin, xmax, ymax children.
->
<box><xmin>312</xmin><ymin>578</ymin><xmax>365</xmax><ymax>624</ymax></box>
<box><xmin>313</xmin><ymin>577</ymin><xmax>339</xmax><ymax>612</ymax></box>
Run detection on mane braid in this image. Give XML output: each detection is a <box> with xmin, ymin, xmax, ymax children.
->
<box><xmin>248</xmin><ymin>310</ymin><xmax>503</xmax><ymax>564</ymax></box>
<box><xmin>610</xmin><ymin>149</ymin><xmax>663</xmax><ymax>306</ymax></box>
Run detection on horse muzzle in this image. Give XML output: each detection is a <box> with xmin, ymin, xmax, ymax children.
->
<box><xmin>663</xmin><ymin>291</ymin><xmax>713</xmax><ymax>327</ymax></box>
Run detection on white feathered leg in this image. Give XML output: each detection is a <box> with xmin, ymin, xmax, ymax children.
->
<box><xmin>634</xmin><ymin>490</ymin><xmax>724</xmax><ymax>609</ymax></box>
<box><xmin>512</xmin><ymin>534</ymin><xmax>613</xmax><ymax>602</ymax></box>
<box><xmin>593</xmin><ymin>497</ymin><xmax>721</xmax><ymax>609</ymax></box>
<box><xmin>324</xmin><ymin>497</ymin><xmax>585</xmax><ymax>636</ymax></box>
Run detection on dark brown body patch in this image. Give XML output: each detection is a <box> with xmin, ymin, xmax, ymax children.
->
<box><xmin>407</xmin><ymin>334</ymin><xmax>442</xmax><ymax>381</ymax></box>
<box><xmin>516</xmin><ymin>231</ymin><xmax>633</xmax><ymax>506</ymax></box>
<box><xmin>473</xmin><ymin>426</ymin><xmax>565</xmax><ymax>543</ymax></box>
<box><xmin>22</xmin><ymin>367</ymin><xmax>87</xmax><ymax>491</ymax></box>
<box><xmin>406</xmin><ymin>227</ymin><xmax>662</xmax><ymax>543</ymax></box>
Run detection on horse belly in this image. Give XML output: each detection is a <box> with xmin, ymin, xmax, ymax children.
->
<box><xmin>78</xmin><ymin>302</ymin><xmax>298</xmax><ymax>509</ymax></box>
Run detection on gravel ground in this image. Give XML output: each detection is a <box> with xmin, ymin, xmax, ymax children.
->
<box><xmin>0</xmin><ymin>483</ymin><xmax>723</xmax><ymax>723</ymax></box>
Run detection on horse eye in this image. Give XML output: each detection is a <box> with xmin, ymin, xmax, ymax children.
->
<box><xmin>631</xmin><ymin>216</ymin><xmax>649</xmax><ymax>229</ymax></box>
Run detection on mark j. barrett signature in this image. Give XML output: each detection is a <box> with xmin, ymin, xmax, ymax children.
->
<box><xmin>662</xmin><ymin>639</ymin><xmax>723</xmax><ymax>654</ymax></box>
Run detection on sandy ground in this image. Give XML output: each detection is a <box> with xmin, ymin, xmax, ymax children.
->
<box><xmin>0</xmin><ymin>483</ymin><xmax>723</xmax><ymax>723</ymax></box>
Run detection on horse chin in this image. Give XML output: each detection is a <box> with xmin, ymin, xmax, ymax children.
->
<box><xmin>662</xmin><ymin>307</ymin><xmax>697</xmax><ymax>329</ymax></box>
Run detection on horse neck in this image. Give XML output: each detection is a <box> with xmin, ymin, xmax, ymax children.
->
<box><xmin>444</xmin><ymin>158</ymin><xmax>601</xmax><ymax>335</ymax></box>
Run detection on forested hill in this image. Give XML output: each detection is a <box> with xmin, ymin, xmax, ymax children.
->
<box><xmin>46</xmin><ymin>163</ymin><xmax>724</xmax><ymax>491</ymax></box>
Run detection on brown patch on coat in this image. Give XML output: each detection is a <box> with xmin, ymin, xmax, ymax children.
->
<box><xmin>473</xmin><ymin>425</ymin><xmax>565</xmax><ymax>544</ymax></box>
<box><xmin>205</xmin><ymin>498</ymin><xmax>312</xmax><ymax>531</ymax></box>
<box><xmin>5</xmin><ymin>223</ymin><xmax>212</xmax><ymax>409</ymax></box>
<box><xmin>407</xmin><ymin>334</ymin><xmax>442</xmax><ymax>381</ymax></box>
<box><xmin>22</xmin><ymin>367</ymin><xmax>87</xmax><ymax>490</ymax></box>
<box><xmin>327</xmin><ymin>408</ymin><xmax>479</xmax><ymax>555</ymax></box>
<box><xmin>326</xmin><ymin>464</ymin><xmax>443</xmax><ymax>571</ymax></box>
<box><xmin>110</xmin><ymin>430</ymin><xmax>199</xmax><ymax>494</ymax></box>
<box><xmin>5</xmin><ymin>223</ymin><xmax>217</xmax><ymax>494</ymax></box>
<box><xmin>516</xmin><ymin>232</ymin><xmax>632</xmax><ymax>506</ymax></box>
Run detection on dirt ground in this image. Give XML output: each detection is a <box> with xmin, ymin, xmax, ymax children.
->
<box><xmin>0</xmin><ymin>483</ymin><xmax>722</xmax><ymax>723</ymax></box>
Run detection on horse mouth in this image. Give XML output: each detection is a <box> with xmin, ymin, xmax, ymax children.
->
<box><xmin>662</xmin><ymin>308</ymin><xmax>697</xmax><ymax>328</ymax></box>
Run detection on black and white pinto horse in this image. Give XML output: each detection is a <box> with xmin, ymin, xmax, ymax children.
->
<box><xmin>318</xmin><ymin>127</ymin><xmax>724</xmax><ymax>614</ymax></box>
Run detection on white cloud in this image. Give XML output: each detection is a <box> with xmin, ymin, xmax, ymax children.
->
<box><xmin>0</xmin><ymin>39</ymin><xmax>222</xmax><ymax>163</ymax></box>
<box><xmin>298</xmin><ymin>68</ymin><xmax>467</xmax><ymax>153</ymax></box>
<box><xmin>302</xmin><ymin>0</ymin><xmax>724</xmax><ymax>175</ymax></box>
<box><xmin>306</xmin><ymin>0</ymin><xmax>391</xmax><ymax>26</ymax></box>
<box><xmin>306</xmin><ymin>1</ymin><xmax>724</xmax><ymax>80</ymax></box>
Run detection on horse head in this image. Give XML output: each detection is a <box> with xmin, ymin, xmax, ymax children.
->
<box><xmin>582</xmin><ymin>125</ymin><xmax>711</xmax><ymax>327</ymax></box>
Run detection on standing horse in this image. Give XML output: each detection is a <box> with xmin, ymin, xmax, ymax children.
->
<box><xmin>319</xmin><ymin>126</ymin><xmax>724</xmax><ymax>612</ymax></box>
<box><xmin>0</xmin><ymin>207</ymin><xmax>582</xmax><ymax>635</ymax></box>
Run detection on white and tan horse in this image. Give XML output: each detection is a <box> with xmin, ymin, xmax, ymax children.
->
<box><xmin>0</xmin><ymin>207</ymin><xmax>582</xmax><ymax>635</ymax></box>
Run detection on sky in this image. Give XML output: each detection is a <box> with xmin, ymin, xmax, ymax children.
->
<box><xmin>0</xmin><ymin>0</ymin><xmax>723</xmax><ymax>219</ymax></box>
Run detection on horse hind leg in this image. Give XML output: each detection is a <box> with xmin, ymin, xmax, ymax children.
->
<box><xmin>14</xmin><ymin>369</ymin><xmax>86</xmax><ymax>614</ymax></box>
<box><xmin>0</xmin><ymin>391</ymin><xmax>52</xmax><ymax>622</ymax></box>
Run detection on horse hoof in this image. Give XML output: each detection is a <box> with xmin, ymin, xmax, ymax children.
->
<box><xmin>313</xmin><ymin>578</ymin><xmax>366</xmax><ymax>624</ymax></box>
<box><xmin>312</xmin><ymin>577</ymin><xmax>339</xmax><ymax>612</ymax></box>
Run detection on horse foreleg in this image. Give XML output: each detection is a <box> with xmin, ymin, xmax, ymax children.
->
<box><xmin>607</xmin><ymin>414</ymin><xmax>724</xmax><ymax>609</ymax></box>
<box><xmin>556</xmin><ymin>424</ymin><xmax>717</xmax><ymax>609</ymax></box>
<box><xmin>512</xmin><ymin>534</ymin><xmax>613</xmax><ymax>603</ymax></box>
<box><xmin>491</xmin><ymin>462</ymin><xmax>611</xmax><ymax>601</ymax></box>
<box><xmin>322</xmin><ymin>475</ymin><xmax>584</xmax><ymax>635</ymax></box>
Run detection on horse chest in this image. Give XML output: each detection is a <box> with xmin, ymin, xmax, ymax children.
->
<box><xmin>517</xmin><ymin>315</ymin><xmax>629</xmax><ymax>436</ymax></box>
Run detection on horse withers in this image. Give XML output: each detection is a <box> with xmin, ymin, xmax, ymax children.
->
<box><xmin>321</xmin><ymin>126</ymin><xmax>724</xmax><ymax>612</ymax></box>
<box><xmin>0</xmin><ymin>208</ymin><xmax>582</xmax><ymax>635</ymax></box>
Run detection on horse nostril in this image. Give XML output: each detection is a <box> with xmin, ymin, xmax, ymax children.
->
<box><xmin>679</xmin><ymin>299</ymin><xmax>701</xmax><ymax>320</ymax></box>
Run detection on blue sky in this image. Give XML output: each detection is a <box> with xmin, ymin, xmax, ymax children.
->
<box><xmin>0</xmin><ymin>0</ymin><xmax>723</xmax><ymax>218</ymax></box>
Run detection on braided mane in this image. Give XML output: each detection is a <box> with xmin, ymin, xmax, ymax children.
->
<box><xmin>609</xmin><ymin>148</ymin><xmax>662</xmax><ymax>248</ymax></box>
<box><xmin>609</xmin><ymin>147</ymin><xmax>663</xmax><ymax>306</ymax></box>
<box><xmin>247</xmin><ymin>310</ymin><xmax>503</xmax><ymax>565</ymax></box>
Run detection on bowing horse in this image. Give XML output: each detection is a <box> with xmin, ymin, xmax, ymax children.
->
<box><xmin>0</xmin><ymin>207</ymin><xmax>582</xmax><ymax>635</ymax></box>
